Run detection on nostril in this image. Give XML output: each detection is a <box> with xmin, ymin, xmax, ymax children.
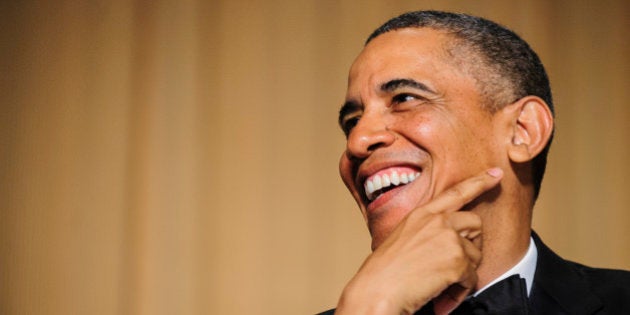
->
<box><xmin>367</xmin><ymin>141</ymin><xmax>386</xmax><ymax>152</ymax></box>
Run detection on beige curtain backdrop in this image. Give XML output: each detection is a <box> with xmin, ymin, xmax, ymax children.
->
<box><xmin>1</xmin><ymin>0</ymin><xmax>628</xmax><ymax>314</ymax></box>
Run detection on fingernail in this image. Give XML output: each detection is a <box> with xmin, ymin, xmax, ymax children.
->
<box><xmin>487</xmin><ymin>168</ymin><xmax>503</xmax><ymax>178</ymax></box>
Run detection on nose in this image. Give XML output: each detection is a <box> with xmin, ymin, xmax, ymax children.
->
<box><xmin>346</xmin><ymin>111</ymin><xmax>395</xmax><ymax>159</ymax></box>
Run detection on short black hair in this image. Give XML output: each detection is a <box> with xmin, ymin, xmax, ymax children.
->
<box><xmin>367</xmin><ymin>10</ymin><xmax>554</xmax><ymax>200</ymax></box>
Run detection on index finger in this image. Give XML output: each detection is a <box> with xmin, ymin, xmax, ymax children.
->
<box><xmin>422</xmin><ymin>167</ymin><xmax>503</xmax><ymax>214</ymax></box>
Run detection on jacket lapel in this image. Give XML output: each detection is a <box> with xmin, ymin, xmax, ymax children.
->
<box><xmin>529</xmin><ymin>232</ymin><xmax>603</xmax><ymax>314</ymax></box>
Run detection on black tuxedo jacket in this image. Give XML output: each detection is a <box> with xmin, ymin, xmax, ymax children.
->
<box><xmin>528</xmin><ymin>232</ymin><xmax>630</xmax><ymax>314</ymax></box>
<box><xmin>318</xmin><ymin>232</ymin><xmax>630</xmax><ymax>314</ymax></box>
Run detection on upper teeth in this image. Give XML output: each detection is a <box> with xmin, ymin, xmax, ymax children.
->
<box><xmin>364</xmin><ymin>170</ymin><xmax>421</xmax><ymax>201</ymax></box>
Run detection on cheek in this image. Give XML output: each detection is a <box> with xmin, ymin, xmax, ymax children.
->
<box><xmin>396</xmin><ymin>112</ymin><xmax>437</xmax><ymax>142</ymax></box>
<box><xmin>338</xmin><ymin>154</ymin><xmax>355</xmax><ymax>191</ymax></box>
<box><xmin>402</xmin><ymin>111</ymin><xmax>492</xmax><ymax>183</ymax></box>
<box><xmin>339</xmin><ymin>153</ymin><xmax>366</xmax><ymax>205</ymax></box>
<box><xmin>398</xmin><ymin>111</ymin><xmax>459</xmax><ymax>157</ymax></box>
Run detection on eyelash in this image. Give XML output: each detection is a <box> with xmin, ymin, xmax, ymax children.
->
<box><xmin>341</xmin><ymin>94</ymin><xmax>424</xmax><ymax>135</ymax></box>
<box><xmin>391</xmin><ymin>93</ymin><xmax>418</xmax><ymax>105</ymax></box>
<box><xmin>342</xmin><ymin>116</ymin><xmax>360</xmax><ymax>136</ymax></box>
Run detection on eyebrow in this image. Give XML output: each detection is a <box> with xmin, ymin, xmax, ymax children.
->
<box><xmin>338</xmin><ymin>78</ymin><xmax>436</xmax><ymax>129</ymax></box>
<box><xmin>380</xmin><ymin>78</ymin><xmax>437</xmax><ymax>94</ymax></box>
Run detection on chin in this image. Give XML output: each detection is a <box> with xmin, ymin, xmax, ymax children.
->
<box><xmin>366</xmin><ymin>213</ymin><xmax>406</xmax><ymax>250</ymax></box>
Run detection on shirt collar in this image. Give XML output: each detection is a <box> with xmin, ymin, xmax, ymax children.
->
<box><xmin>474</xmin><ymin>236</ymin><xmax>538</xmax><ymax>297</ymax></box>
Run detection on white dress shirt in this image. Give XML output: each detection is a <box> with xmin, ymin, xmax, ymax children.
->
<box><xmin>474</xmin><ymin>237</ymin><xmax>538</xmax><ymax>297</ymax></box>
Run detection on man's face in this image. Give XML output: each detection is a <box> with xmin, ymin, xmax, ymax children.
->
<box><xmin>339</xmin><ymin>28</ymin><xmax>506</xmax><ymax>249</ymax></box>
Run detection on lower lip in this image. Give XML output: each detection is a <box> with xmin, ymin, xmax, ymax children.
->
<box><xmin>366</xmin><ymin>183</ymin><xmax>411</xmax><ymax>213</ymax></box>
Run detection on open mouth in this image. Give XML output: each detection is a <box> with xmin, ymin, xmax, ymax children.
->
<box><xmin>364</xmin><ymin>168</ymin><xmax>421</xmax><ymax>201</ymax></box>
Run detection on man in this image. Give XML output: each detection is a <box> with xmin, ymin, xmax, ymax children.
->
<box><xmin>321</xmin><ymin>11</ymin><xmax>630</xmax><ymax>314</ymax></box>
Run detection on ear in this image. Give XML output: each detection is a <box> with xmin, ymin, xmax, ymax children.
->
<box><xmin>504</xmin><ymin>96</ymin><xmax>554</xmax><ymax>163</ymax></box>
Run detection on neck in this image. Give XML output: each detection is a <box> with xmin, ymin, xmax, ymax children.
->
<box><xmin>474</xmin><ymin>180</ymin><xmax>533</xmax><ymax>290</ymax></box>
<box><xmin>476</xmin><ymin>226</ymin><xmax>531</xmax><ymax>290</ymax></box>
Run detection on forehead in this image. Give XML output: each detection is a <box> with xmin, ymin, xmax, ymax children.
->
<box><xmin>348</xmin><ymin>28</ymin><xmax>471</xmax><ymax>93</ymax></box>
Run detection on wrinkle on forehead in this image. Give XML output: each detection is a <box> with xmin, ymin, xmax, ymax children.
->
<box><xmin>350</xmin><ymin>27</ymin><xmax>513</xmax><ymax>111</ymax></box>
<box><xmin>346</xmin><ymin>28</ymin><xmax>478</xmax><ymax>106</ymax></box>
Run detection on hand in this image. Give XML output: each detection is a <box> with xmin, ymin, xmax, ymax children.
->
<box><xmin>335</xmin><ymin>168</ymin><xmax>503</xmax><ymax>315</ymax></box>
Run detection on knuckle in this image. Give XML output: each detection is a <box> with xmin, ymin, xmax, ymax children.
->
<box><xmin>425</xmin><ymin>212</ymin><xmax>447</xmax><ymax>228</ymax></box>
<box><xmin>443</xmin><ymin>261</ymin><xmax>466</xmax><ymax>283</ymax></box>
<box><xmin>407</xmin><ymin>206</ymin><xmax>426</xmax><ymax>221</ymax></box>
<box><xmin>448</xmin><ymin>243</ymin><xmax>467</xmax><ymax>262</ymax></box>
<box><xmin>442</xmin><ymin>230</ymin><xmax>468</xmax><ymax>258</ymax></box>
<box><xmin>466</xmin><ymin>212</ymin><xmax>482</xmax><ymax>228</ymax></box>
<box><xmin>433</xmin><ymin>230</ymin><xmax>473</xmax><ymax>284</ymax></box>
<box><xmin>443</xmin><ymin>228</ymin><xmax>460</xmax><ymax>243</ymax></box>
<box><xmin>443</xmin><ymin>269</ymin><xmax>459</xmax><ymax>284</ymax></box>
<box><xmin>472</xmin><ymin>213</ymin><xmax>482</xmax><ymax>225</ymax></box>
<box><xmin>446</xmin><ymin>185</ymin><xmax>466</xmax><ymax>199</ymax></box>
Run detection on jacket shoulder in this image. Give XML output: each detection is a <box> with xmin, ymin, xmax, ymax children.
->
<box><xmin>574</xmin><ymin>262</ymin><xmax>630</xmax><ymax>296</ymax></box>
<box><xmin>531</xmin><ymin>232</ymin><xmax>630</xmax><ymax>314</ymax></box>
<box><xmin>569</xmin><ymin>261</ymin><xmax>630</xmax><ymax>313</ymax></box>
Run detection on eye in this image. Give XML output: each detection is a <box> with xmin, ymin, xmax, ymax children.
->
<box><xmin>341</xmin><ymin>115</ymin><xmax>361</xmax><ymax>136</ymax></box>
<box><xmin>392</xmin><ymin>93</ymin><xmax>418</xmax><ymax>104</ymax></box>
<box><xmin>390</xmin><ymin>93</ymin><xmax>428</xmax><ymax>111</ymax></box>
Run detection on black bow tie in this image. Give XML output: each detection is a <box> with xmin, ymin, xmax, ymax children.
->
<box><xmin>416</xmin><ymin>274</ymin><xmax>529</xmax><ymax>315</ymax></box>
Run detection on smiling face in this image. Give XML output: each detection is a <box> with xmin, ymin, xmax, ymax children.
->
<box><xmin>339</xmin><ymin>28</ymin><xmax>508</xmax><ymax>249</ymax></box>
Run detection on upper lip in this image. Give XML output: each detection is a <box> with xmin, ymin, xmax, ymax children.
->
<box><xmin>355</xmin><ymin>160</ymin><xmax>423</xmax><ymax>202</ymax></box>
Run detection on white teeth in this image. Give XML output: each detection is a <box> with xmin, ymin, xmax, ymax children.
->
<box><xmin>373</xmin><ymin>175</ymin><xmax>382</xmax><ymax>190</ymax></box>
<box><xmin>382</xmin><ymin>174</ymin><xmax>391</xmax><ymax>186</ymax></box>
<box><xmin>364</xmin><ymin>171</ymin><xmax>421</xmax><ymax>201</ymax></box>
<box><xmin>366</xmin><ymin>180</ymin><xmax>374</xmax><ymax>195</ymax></box>
<box><xmin>391</xmin><ymin>171</ymin><xmax>400</xmax><ymax>185</ymax></box>
<box><xmin>400</xmin><ymin>173</ymin><xmax>409</xmax><ymax>184</ymax></box>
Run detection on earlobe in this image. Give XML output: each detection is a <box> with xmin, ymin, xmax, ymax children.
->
<box><xmin>507</xmin><ymin>96</ymin><xmax>554</xmax><ymax>163</ymax></box>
